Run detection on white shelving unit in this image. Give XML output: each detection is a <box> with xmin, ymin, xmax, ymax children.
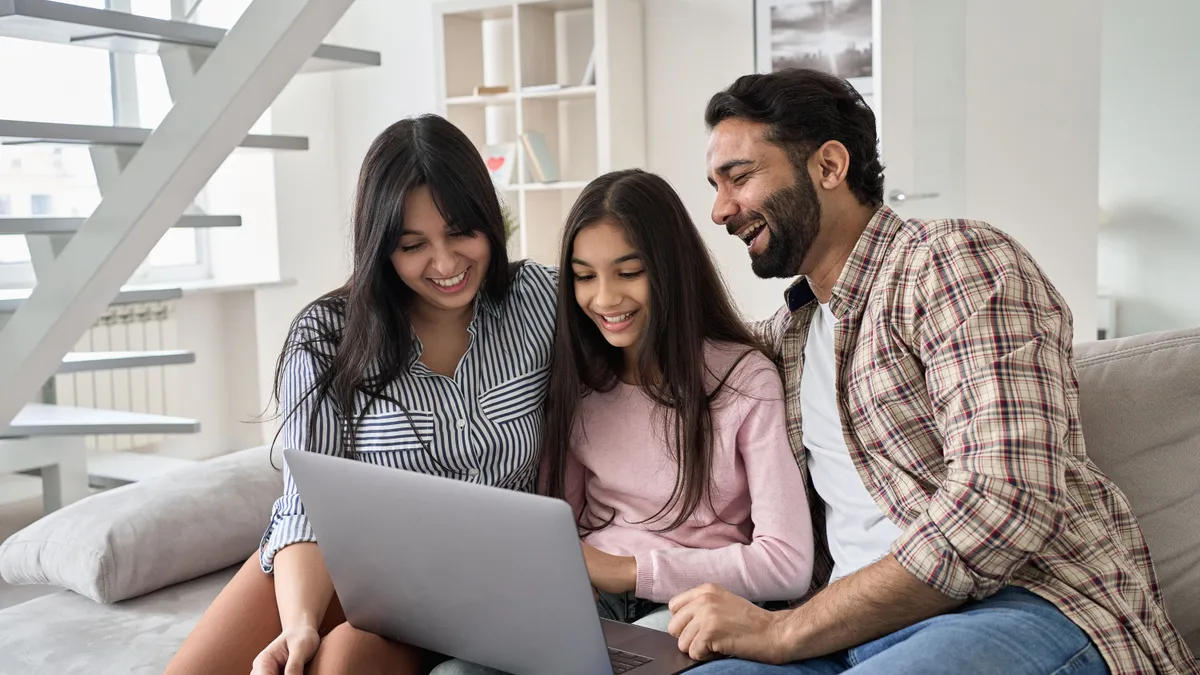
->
<box><xmin>433</xmin><ymin>0</ymin><xmax>645</xmax><ymax>265</ymax></box>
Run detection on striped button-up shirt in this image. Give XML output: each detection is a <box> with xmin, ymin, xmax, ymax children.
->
<box><xmin>261</xmin><ymin>262</ymin><xmax>558</xmax><ymax>572</ymax></box>
<box><xmin>760</xmin><ymin>206</ymin><xmax>1198</xmax><ymax>674</ymax></box>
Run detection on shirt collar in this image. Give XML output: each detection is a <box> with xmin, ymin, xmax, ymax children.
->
<box><xmin>783</xmin><ymin>205</ymin><xmax>906</xmax><ymax>319</ymax></box>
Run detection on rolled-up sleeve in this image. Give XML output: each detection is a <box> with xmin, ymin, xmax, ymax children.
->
<box><xmin>890</xmin><ymin>229</ymin><xmax>1073</xmax><ymax>601</ymax></box>
<box><xmin>259</xmin><ymin>316</ymin><xmax>343</xmax><ymax>574</ymax></box>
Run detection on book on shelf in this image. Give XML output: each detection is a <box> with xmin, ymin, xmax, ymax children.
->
<box><xmin>520</xmin><ymin>131</ymin><xmax>560</xmax><ymax>183</ymax></box>
<box><xmin>473</xmin><ymin>84</ymin><xmax>510</xmax><ymax>96</ymax></box>
<box><xmin>483</xmin><ymin>142</ymin><xmax>517</xmax><ymax>187</ymax></box>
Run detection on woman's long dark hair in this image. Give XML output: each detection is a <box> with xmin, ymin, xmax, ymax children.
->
<box><xmin>270</xmin><ymin>114</ymin><xmax>517</xmax><ymax>460</ymax></box>
<box><xmin>541</xmin><ymin>169</ymin><xmax>765</xmax><ymax>533</ymax></box>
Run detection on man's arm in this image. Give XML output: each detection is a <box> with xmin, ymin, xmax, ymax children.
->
<box><xmin>668</xmin><ymin>555</ymin><xmax>959</xmax><ymax>662</ymax></box>
<box><xmin>778</xmin><ymin>555</ymin><xmax>959</xmax><ymax>659</ymax></box>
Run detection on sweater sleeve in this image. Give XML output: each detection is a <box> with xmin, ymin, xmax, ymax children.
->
<box><xmin>633</xmin><ymin>356</ymin><xmax>814</xmax><ymax>603</ymax></box>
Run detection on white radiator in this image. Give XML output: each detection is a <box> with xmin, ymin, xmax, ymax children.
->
<box><xmin>52</xmin><ymin>301</ymin><xmax>182</xmax><ymax>452</ymax></box>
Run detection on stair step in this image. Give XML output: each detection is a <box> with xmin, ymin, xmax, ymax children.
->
<box><xmin>0</xmin><ymin>119</ymin><xmax>308</xmax><ymax>150</ymax></box>
<box><xmin>87</xmin><ymin>451</ymin><xmax>196</xmax><ymax>488</ymax></box>
<box><xmin>0</xmin><ymin>286</ymin><xmax>182</xmax><ymax>313</ymax></box>
<box><xmin>0</xmin><ymin>214</ymin><xmax>241</xmax><ymax>235</ymax></box>
<box><xmin>2</xmin><ymin>403</ymin><xmax>199</xmax><ymax>438</ymax></box>
<box><xmin>0</xmin><ymin>0</ymin><xmax>380</xmax><ymax>72</ymax></box>
<box><xmin>58</xmin><ymin>349</ymin><xmax>194</xmax><ymax>374</ymax></box>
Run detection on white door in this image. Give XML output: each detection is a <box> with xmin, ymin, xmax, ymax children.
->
<box><xmin>875</xmin><ymin>0</ymin><xmax>967</xmax><ymax>221</ymax></box>
<box><xmin>871</xmin><ymin>0</ymin><xmax>1102</xmax><ymax>342</ymax></box>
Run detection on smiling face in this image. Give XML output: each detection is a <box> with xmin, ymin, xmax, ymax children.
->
<box><xmin>706</xmin><ymin>118</ymin><xmax>822</xmax><ymax>279</ymax></box>
<box><xmin>570</xmin><ymin>219</ymin><xmax>651</xmax><ymax>357</ymax></box>
<box><xmin>389</xmin><ymin>184</ymin><xmax>491</xmax><ymax>316</ymax></box>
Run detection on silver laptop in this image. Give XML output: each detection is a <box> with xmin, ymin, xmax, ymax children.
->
<box><xmin>284</xmin><ymin>449</ymin><xmax>700</xmax><ymax>675</ymax></box>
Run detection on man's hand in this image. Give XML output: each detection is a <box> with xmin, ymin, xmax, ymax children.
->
<box><xmin>667</xmin><ymin>584</ymin><xmax>791</xmax><ymax>663</ymax></box>
<box><xmin>581</xmin><ymin>542</ymin><xmax>638</xmax><ymax>594</ymax></box>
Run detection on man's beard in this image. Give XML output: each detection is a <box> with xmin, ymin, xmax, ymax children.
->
<box><xmin>728</xmin><ymin>174</ymin><xmax>822</xmax><ymax>279</ymax></box>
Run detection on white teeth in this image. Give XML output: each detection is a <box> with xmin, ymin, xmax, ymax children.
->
<box><xmin>432</xmin><ymin>271</ymin><xmax>466</xmax><ymax>288</ymax></box>
<box><xmin>603</xmin><ymin>312</ymin><xmax>633</xmax><ymax>323</ymax></box>
<box><xmin>739</xmin><ymin>221</ymin><xmax>765</xmax><ymax>244</ymax></box>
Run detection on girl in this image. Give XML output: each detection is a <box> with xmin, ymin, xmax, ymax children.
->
<box><xmin>544</xmin><ymin>168</ymin><xmax>814</xmax><ymax>628</ymax></box>
<box><xmin>434</xmin><ymin>169</ymin><xmax>813</xmax><ymax>675</ymax></box>
<box><xmin>165</xmin><ymin>114</ymin><xmax>557</xmax><ymax>675</ymax></box>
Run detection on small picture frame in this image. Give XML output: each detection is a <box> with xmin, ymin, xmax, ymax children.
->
<box><xmin>754</xmin><ymin>0</ymin><xmax>875</xmax><ymax>107</ymax></box>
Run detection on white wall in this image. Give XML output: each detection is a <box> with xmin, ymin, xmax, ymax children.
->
<box><xmin>883</xmin><ymin>0</ymin><xmax>1101</xmax><ymax>344</ymax></box>
<box><xmin>645</xmin><ymin>0</ymin><xmax>792</xmax><ymax>321</ymax></box>
<box><xmin>1098</xmin><ymin>0</ymin><xmax>1200</xmax><ymax>337</ymax></box>
<box><xmin>159</xmin><ymin>289</ymin><xmax>268</xmax><ymax>459</ymax></box>
<box><xmin>964</xmin><ymin>0</ymin><xmax>1101</xmax><ymax>344</ymax></box>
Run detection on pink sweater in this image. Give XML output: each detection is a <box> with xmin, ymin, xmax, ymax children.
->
<box><xmin>562</xmin><ymin>343</ymin><xmax>814</xmax><ymax>604</ymax></box>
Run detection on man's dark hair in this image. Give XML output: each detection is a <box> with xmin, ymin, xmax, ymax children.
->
<box><xmin>705</xmin><ymin>68</ymin><xmax>885</xmax><ymax>208</ymax></box>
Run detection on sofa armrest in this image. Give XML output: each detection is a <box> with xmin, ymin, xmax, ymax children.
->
<box><xmin>0</xmin><ymin>446</ymin><xmax>282</xmax><ymax>604</ymax></box>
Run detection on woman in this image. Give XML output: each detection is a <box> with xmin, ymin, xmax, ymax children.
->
<box><xmin>434</xmin><ymin>169</ymin><xmax>813</xmax><ymax>674</ymax></box>
<box><xmin>165</xmin><ymin>114</ymin><xmax>557</xmax><ymax>675</ymax></box>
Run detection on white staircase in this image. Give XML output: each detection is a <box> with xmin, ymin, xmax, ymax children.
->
<box><xmin>0</xmin><ymin>118</ymin><xmax>310</xmax><ymax>149</ymax></box>
<box><xmin>0</xmin><ymin>0</ymin><xmax>374</xmax><ymax>509</ymax></box>
<box><xmin>0</xmin><ymin>214</ymin><xmax>242</xmax><ymax>235</ymax></box>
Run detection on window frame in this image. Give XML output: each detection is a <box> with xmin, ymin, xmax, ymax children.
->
<box><xmin>0</xmin><ymin>0</ymin><xmax>214</xmax><ymax>290</ymax></box>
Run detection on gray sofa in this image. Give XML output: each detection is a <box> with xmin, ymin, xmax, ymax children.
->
<box><xmin>1</xmin><ymin>327</ymin><xmax>1197</xmax><ymax>674</ymax></box>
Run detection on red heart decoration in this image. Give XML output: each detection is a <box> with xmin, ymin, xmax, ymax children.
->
<box><xmin>487</xmin><ymin>156</ymin><xmax>506</xmax><ymax>172</ymax></box>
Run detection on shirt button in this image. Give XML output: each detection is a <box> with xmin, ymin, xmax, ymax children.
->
<box><xmin>456</xmin><ymin>419</ymin><xmax>466</xmax><ymax>429</ymax></box>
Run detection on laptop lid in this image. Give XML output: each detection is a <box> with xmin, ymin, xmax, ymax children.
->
<box><xmin>283</xmin><ymin>449</ymin><xmax>614</xmax><ymax>675</ymax></box>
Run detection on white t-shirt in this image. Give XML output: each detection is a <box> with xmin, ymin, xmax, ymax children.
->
<box><xmin>801</xmin><ymin>302</ymin><xmax>902</xmax><ymax>582</ymax></box>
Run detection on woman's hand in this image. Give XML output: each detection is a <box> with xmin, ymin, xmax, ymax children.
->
<box><xmin>581</xmin><ymin>542</ymin><xmax>638</xmax><ymax>594</ymax></box>
<box><xmin>250</xmin><ymin>625</ymin><xmax>321</xmax><ymax>675</ymax></box>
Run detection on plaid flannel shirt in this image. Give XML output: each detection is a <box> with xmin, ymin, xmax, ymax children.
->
<box><xmin>759</xmin><ymin>206</ymin><xmax>1198</xmax><ymax>674</ymax></box>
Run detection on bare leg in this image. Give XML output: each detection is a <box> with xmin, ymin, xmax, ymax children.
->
<box><xmin>164</xmin><ymin>553</ymin><xmax>347</xmax><ymax>675</ymax></box>
<box><xmin>308</xmin><ymin>623</ymin><xmax>435</xmax><ymax>675</ymax></box>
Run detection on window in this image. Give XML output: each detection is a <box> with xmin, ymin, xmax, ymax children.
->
<box><xmin>0</xmin><ymin>0</ymin><xmax>221</xmax><ymax>288</ymax></box>
<box><xmin>0</xmin><ymin>0</ymin><xmax>277</xmax><ymax>290</ymax></box>
<box><xmin>30</xmin><ymin>195</ymin><xmax>53</xmax><ymax>216</ymax></box>
<box><xmin>0</xmin><ymin>195</ymin><xmax>10</xmax><ymax>215</ymax></box>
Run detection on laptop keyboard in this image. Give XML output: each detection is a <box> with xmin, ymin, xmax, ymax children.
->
<box><xmin>609</xmin><ymin>647</ymin><xmax>653</xmax><ymax>673</ymax></box>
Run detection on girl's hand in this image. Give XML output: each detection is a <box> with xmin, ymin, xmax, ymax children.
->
<box><xmin>250</xmin><ymin>625</ymin><xmax>321</xmax><ymax>675</ymax></box>
<box><xmin>581</xmin><ymin>542</ymin><xmax>638</xmax><ymax>594</ymax></box>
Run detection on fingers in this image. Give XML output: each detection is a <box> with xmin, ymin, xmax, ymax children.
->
<box><xmin>668</xmin><ymin>582</ymin><xmax>722</xmax><ymax>614</ymax></box>
<box><xmin>283</xmin><ymin>650</ymin><xmax>304</xmax><ymax>675</ymax></box>
<box><xmin>677</xmin><ymin>612</ymin><xmax>718</xmax><ymax>662</ymax></box>
<box><xmin>250</xmin><ymin>654</ymin><xmax>279</xmax><ymax>675</ymax></box>
<box><xmin>667</xmin><ymin>601</ymin><xmax>694</xmax><ymax>638</ymax></box>
<box><xmin>675</xmin><ymin>610</ymin><xmax>698</xmax><ymax>655</ymax></box>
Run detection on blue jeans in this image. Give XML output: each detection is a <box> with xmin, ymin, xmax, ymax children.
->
<box><xmin>689</xmin><ymin>587</ymin><xmax>1109</xmax><ymax>675</ymax></box>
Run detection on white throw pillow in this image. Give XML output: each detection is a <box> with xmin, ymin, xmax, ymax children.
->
<box><xmin>0</xmin><ymin>446</ymin><xmax>282</xmax><ymax>604</ymax></box>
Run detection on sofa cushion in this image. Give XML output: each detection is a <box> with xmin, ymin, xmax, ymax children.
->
<box><xmin>0</xmin><ymin>565</ymin><xmax>236</xmax><ymax>674</ymax></box>
<box><xmin>0</xmin><ymin>446</ymin><xmax>281</xmax><ymax>604</ymax></box>
<box><xmin>1074</xmin><ymin>327</ymin><xmax>1200</xmax><ymax>656</ymax></box>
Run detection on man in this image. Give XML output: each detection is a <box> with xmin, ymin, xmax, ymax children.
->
<box><xmin>666</xmin><ymin>68</ymin><xmax>1199</xmax><ymax>675</ymax></box>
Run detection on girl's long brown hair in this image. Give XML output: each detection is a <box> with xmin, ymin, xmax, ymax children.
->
<box><xmin>541</xmin><ymin>169</ymin><xmax>765</xmax><ymax>533</ymax></box>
